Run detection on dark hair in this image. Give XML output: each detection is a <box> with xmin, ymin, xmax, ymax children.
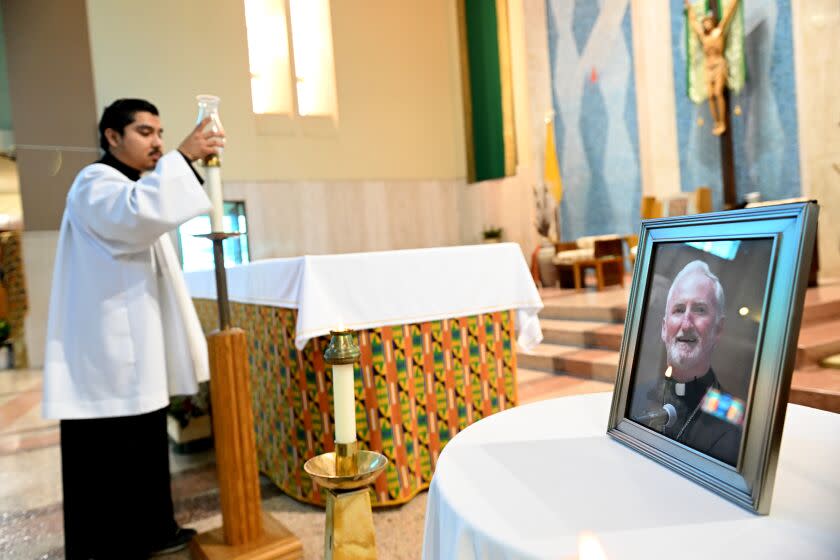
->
<box><xmin>98</xmin><ymin>98</ymin><xmax>159</xmax><ymax>152</ymax></box>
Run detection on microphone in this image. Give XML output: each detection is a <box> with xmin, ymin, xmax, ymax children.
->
<box><xmin>634</xmin><ymin>403</ymin><xmax>677</xmax><ymax>429</ymax></box>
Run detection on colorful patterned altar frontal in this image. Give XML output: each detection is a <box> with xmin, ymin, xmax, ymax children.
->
<box><xmin>193</xmin><ymin>299</ymin><xmax>518</xmax><ymax>507</ymax></box>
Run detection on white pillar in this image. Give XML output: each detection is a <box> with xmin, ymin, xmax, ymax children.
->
<box><xmin>631</xmin><ymin>0</ymin><xmax>682</xmax><ymax>199</ymax></box>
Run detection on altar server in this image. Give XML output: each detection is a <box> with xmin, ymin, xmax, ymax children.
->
<box><xmin>43</xmin><ymin>99</ymin><xmax>224</xmax><ymax>558</ymax></box>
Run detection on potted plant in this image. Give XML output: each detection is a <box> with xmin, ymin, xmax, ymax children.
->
<box><xmin>482</xmin><ymin>225</ymin><xmax>504</xmax><ymax>243</ymax></box>
<box><xmin>532</xmin><ymin>183</ymin><xmax>558</xmax><ymax>287</ymax></box>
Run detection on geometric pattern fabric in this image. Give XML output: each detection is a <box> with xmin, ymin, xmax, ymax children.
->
<box><xmin>193</xmin><ymin>299</ymin><xmax>518</xmax><ymax>507</ymax></box>
<box><xmin>0</xmin><ymin>231</ymin><xmax>28</xmax><ymax>368</ymax></box>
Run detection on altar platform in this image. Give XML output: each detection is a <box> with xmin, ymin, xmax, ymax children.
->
<box><xmin>185</xmin><ymin>243</ymin><xmax>543</xmax><ymax>507</ymax></box>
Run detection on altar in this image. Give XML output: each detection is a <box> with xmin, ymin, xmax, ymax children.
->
<box><xmin>185</xmin><ymin>243</ymin><xmax>543</xmax><ymax>506</ymax></box>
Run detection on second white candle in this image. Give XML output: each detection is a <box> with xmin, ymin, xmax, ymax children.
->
<box><xmin>332</xmin><ymin>363</ymin><xmax>356</xmax><ymax>443</ymax></box>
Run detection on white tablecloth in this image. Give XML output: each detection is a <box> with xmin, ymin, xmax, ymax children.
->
<box><xmin>184</xmin><ymin>243</ymin><xmax>543</xmax><ymax>351</ymax></box>
<box><xmin>423</xmin><ymin>393</ymin><xmax>840</xmax><ymax>560</ymax></box>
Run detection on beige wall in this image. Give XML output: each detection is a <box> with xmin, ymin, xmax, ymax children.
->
<box><xmin>224</xmin><ymin>178</ymin><xmax>462</xmax><ymax>260</ymax></box>
<box><xmin>209</xmin><ymin>0</ymin><xmax>547</xmax><ymax>259</ymax></box>
<box><xmin>85</xmin><ymin>0</ymin><xmax>466</xmax><ymax>182</ymax></box>
<box><xmin>14</xmin><ymin>0</ymin><xmax>549</xmax><ymax>365</ymax></box>
<box><xmin>83</xmin><ymin>0</ymin><xmax>546</xmax><ymax>257</ymax></box>
<box><xmin>792</xmin><ymin>1</ymin><xmax>840</xmax><ymax>279</ymax></box>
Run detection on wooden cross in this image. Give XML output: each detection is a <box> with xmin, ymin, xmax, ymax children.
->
<box><xmin>710</xmin><ymin>0</ymin><xmax>738</xmax><ymax>209</ymax></box>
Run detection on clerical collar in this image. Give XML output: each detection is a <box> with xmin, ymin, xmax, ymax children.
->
<box><xmin>671</xmin><ymin>369</ymin><xmax>716</xmax><ymax>405</ymax></box>
<box><xmin>98</xmin><ymin>152</ymin><xmax>142</xmax><ymax>182</ymax></box>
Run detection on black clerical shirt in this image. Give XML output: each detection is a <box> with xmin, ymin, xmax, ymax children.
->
<box><xmin>635</xmin><ymin>369</ymin><xmax>742</xmax><ymax>466</ymax></box>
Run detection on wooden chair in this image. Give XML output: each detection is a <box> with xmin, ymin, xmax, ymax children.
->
<box><xmin>558</xmin><ymin>238</ymin><xmax>625</xmax><ymax>292</ymax></box>
<box><xmin>694</xmin><ymin>186</ymin><xmax>713</xmax><ymax>214</ymax></box>
<box><xmin>553</xmin><ymin>241</ymin><xmax>582</xmax><ymax>289</ymax></box>
<box><xmin>640</xmin><ymin>196</ymin><xmax>663</xmax><ymax>219</ymax></box>
<box><xmin>591</xmin><ymin>238</ymin><xmax>625</xmax><ymax>290</ymax></box>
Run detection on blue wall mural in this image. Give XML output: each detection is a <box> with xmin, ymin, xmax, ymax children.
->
<box><xmin>547</xmin><ymin>0</ymin><xmax>641</xmax><ymax>241</ymax></box>
<box><xmin>671</xmin><ymin>0</ymin><xmax>800</xmax><ymax>206</ymax></box>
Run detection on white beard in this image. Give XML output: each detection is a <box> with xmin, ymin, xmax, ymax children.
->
<box><xmin>666</xmin><ymin>337</ymin><xmax>713</xmax><ymax>375</ymax></box>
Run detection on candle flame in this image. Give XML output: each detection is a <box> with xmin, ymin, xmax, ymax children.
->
<box><xmin>664</xmin><ymin>365</ymin><xmax>673</xmax><ymax>378</ymax></box>
<box><xmin>578</xmin><ymin>531</ymin><xmax>607</xmax><ymax>560</ymax></box>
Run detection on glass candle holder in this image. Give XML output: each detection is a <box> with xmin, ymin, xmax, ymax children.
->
<box><xmin>196</xmin><ymin>94</ymin><xmax>225</xmax><ymax>160</ymax></box>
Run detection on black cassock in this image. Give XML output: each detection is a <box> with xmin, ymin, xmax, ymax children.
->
<box><xmin>632</xmin><ymin>368</ymin><xmax>742</xmax><ymax>466</ymax></box>
<box><xmin>61</xmin><ymin>407</ymin><xmax>178</xmax><ymax>559</ymax></box>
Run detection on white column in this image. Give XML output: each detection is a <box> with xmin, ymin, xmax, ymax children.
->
<box><xmin>631</xmin><ymin>0</ymin><xmax>682</xmax><ymax>199</ymax></box>
<box><xmin>791</xmin><ymin>0</ymin><xmax>840</xmax><ymax>278</ymax></box>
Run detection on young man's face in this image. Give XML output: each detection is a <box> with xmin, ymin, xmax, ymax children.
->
<box><xmin>106</xmin><ymin>111</ymin><xmax>164</xmax><ymax>171</ymax></box>
<box><xmin>661</xmin><ymin>272</ymin><xmax>723</xmax><ymax>380</ymax></box>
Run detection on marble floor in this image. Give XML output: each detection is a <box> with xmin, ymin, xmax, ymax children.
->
<box><xmin>0</xmin><ymin>365</ymin><xmax>610</xmax><ymax>559</ymax></box>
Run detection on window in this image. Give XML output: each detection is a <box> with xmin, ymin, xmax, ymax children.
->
<box><xmin>244</xmin><ymin>0</ymin><xmax>337</xmax><ymax>119</ymax></box>
<box><xmin>178</xmin><ymin>201</ymin><xmax>250</xmax><ymax>273</ymax></box>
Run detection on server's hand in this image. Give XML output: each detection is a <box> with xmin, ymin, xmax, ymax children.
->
<box><xmin>178</xmin><ymin>117</ymin><xmax>225</xmax><ymax>161</ymax></box>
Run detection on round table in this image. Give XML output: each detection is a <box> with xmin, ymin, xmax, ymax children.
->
<box><xmin>422</xmin><ymin>393</ymin><xmax>840</xmax><ymax>559</ymax></box>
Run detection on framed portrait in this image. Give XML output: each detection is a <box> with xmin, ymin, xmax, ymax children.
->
<box><xmin>607</xmin><ymin>201</ymin><xmax>818</xmax><ymax>514</ymax></box>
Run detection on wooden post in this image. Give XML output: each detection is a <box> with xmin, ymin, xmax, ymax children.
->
<box><xmin>190</xmin><ymin>328</ymin><xmax>302</xmax><ymax>560</ymax></box>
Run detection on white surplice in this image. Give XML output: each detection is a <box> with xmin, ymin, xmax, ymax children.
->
<box><xmin>43</xmin><ymin>151</ymin><xmax>211</xmax><ymax>419</ymax></box>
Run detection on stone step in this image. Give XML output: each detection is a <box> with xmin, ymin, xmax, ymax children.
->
<box><xmin>539</xmin><ymin>287</ymin><xmax>628</xmax><ymax>323</ymax></box>
<box><xmin>796</xmin><ymin>319</ymin><xmax>840</xmax><ymax>367</ymax></box>
<box><xmin>518</xmin><ymin>373</ymin><xmax>614</xmax><ymax>405</ymax></box>
<box><xmin>790</xmin><ymin>366</ymin><xmax>840</xmax><ymax>413</ymax></box>
<box><xmin>517</xmin><ymin>343</ymin><xmax>619</xmax><ymax>383</ymax></box>
<box><xmin>540</xmin><ymin>301</ymin><xmax>626</xmax><ymax>323</ymax></box>
<box><xmin>516</xmin><ymin>366</ymin><xmax>556</xmax><ymax>386</ymax></box>
<box><xmin>801</xmin><ymin>283</ymin><xmax>840</xmax><ymax>326</ymax></box>
<box><xmin>540</xmin><ymin>318</ymin><xmax>624</xmax><ymax>350</ymax></box>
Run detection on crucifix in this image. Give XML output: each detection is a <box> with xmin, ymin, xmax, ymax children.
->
<box><xmin>685</xmin><ymin>0</ymin><xmax>740</xmax><ymax>208</ymax></box>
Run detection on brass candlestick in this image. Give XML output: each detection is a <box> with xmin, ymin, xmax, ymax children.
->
<box><xmin>304</xmin><ymin>330</ymin><xmax>388</xmax><ymax>560</ymax></box>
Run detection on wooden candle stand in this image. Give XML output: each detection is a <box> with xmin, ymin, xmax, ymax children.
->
<box><xmin>191</xmin><ymin>235</ymin><xmax>302</xmax><ymax>560</ymax></box>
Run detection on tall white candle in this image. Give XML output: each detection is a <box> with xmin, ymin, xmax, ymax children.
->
<box><xmin>332</xmin><ymin>363</ymin><xmax>356</xmax><ymax>443</ymax></box>
<box><xmin>205</xmin><ymin>166</ymin><xmax>225</xmax><ymax>232</ymax></box>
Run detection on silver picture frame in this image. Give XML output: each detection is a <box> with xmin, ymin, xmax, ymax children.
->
<box><xmin>607</xmin><ymin>201</ymin><xmax>818</xmax><ymax>514</ymax></box>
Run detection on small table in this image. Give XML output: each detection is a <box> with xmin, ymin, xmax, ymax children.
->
<box><xmin>422</xmin><ymin>393</ymin><xmax>840</xmax><ymax>559</ymax></box>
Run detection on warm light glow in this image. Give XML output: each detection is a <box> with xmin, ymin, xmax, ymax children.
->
<box><xmin>664</xmin><ymin>365</ymin><xmax>673</xmax><ymax>378</ymax></box>
<box><xmin>739</xmin><ymin>306</ymin><xmax>749</xmax><ymax>316</ymax></box>
<box><xmin>244</xmin><ymin>0</ymin><xmax>293</xmax><ymax>114</ymax></box>
<box><xmin>289</xmin><ymin>0</ymin><xmax>337</xmax><ymax>117</ymax></box>
<box><xmin>578</xmin><ymin>532</ymin><xmax>608</xmax><ymax>560</ymax></box>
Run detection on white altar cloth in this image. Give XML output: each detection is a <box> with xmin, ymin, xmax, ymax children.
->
<box><xmin>422</xmin><ymin>392</ymin><xmax>840</xmax><ymax>560</ymax></box>
<box><xmin>184</xmin><ymin>243</ymin><xmax>543</xmax><ymax>351</ymax></box>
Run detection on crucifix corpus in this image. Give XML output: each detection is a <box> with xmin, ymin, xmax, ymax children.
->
<box><xmin>685</xmin><ymin>0</ymin><xmax>740</xmax><ymax>135</ymax></box>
